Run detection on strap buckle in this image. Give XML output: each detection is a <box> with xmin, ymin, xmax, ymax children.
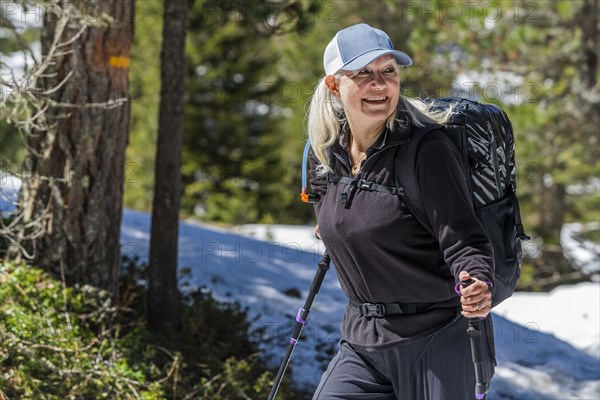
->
<box><xmin>359</xmin><ymin>303</ymin><xmax>386</xmax><ymax>317</ymax></box>
<box><xmin>358</xmin><ymin>179</ymin><xmax>373</xmax><ymax>190</ymax></box>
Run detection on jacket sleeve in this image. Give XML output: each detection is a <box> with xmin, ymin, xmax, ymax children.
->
<box><xmin>415</xmin><ymin>131</ymin><xmax>495</xmax><ymax>288</ymax></box>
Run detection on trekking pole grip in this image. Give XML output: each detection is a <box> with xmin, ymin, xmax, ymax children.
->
<box><xmin>310</xmin><ymin>251</ymin><xmax>330</xmax><ymax>293</ymax></box>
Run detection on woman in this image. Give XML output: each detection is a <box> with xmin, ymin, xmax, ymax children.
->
<box><xmin>307</xmin><ymin>23</ymin><xmax>496</xmax><ymax>399</ymax></box>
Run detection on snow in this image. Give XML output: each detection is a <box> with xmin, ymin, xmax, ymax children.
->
<box><xmin>492</xmin><ymin>298</ymin><xmax>600</xmax><ymax>399</ymax></box>
<box><xmin>120</xmin><ymin>210</ymin><xmax>347</xmax><ymax>389</ymax></box>
<box><xmin>0</xmin><ymin>171</ymin><xmax>21</xmax><ymax>214</ymax></box>
<box><xmin>121</xmin><ymin>213</ymin><xmax>600</xmax><ymax>398</ymax></box>
<box><xmin>2</xmin><ymin>175</ymin><xmax>599</xmax><ymax>398</ymax></box>
<box><xmin>561</xmin><ymin>222</ymin><xmax>600</xmax><ymax>276</ymax></box>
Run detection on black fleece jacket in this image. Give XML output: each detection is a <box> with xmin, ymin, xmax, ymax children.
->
<box><xmin>309</xmin><ymin>120</ymin><xmax>494</xmax><ymax>349</ymax></box>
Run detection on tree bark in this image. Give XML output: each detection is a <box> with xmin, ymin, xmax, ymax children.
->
<box><xmin>147</xmin><ymin>0</ymin><xmax>188</xmax><ymax>337</ymax></box>
<box><xmin>18</xmin><ymin>0</ymin><xmax>136</xmax><ymax>301</ymax></box>
<box><xmin>548</xmin><ymin>183</ymin><xmax>566</xmax><ymax>239</ymax></box>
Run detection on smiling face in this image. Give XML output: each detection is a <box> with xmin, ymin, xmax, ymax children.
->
<box><xmin>329</xmin><ymin>55</ymin><xmax>400</xmax><ymax>133</ymax></box>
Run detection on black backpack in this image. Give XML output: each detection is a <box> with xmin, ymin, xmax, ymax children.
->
<box><xmin>394</xmin><ymin>98</ymin><xmax>530</xmax><ymax>307</ymax></box>
<box><xmin>301</xmin><ymin>98</ymin><xmax>530</xmax><ymax>307</ymax></box>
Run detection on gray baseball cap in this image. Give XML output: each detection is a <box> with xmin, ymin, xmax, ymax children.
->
<box><xmin>323</xmin><ymin>23</ymin><xmax>412</xmax><ymax>75</ymax></box>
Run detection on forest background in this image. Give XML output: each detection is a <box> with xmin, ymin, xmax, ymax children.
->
<box><xmin>0</xmin><ymin>0</ymin><xmax>598</xmax><ymax>399</ymax></box>
<box><xmin>2</xmin><ymin>0</ymin><xmax>598</xmax><ymax>285</ymax></box>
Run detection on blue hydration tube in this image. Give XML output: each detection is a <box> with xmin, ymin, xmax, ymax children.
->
<box><xmin>301</xmin><ymin>139</ymin><xmax>311</xmax><ymax>194</ymax></box>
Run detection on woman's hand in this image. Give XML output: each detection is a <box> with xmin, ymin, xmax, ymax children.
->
<box><xmin>314</xmin><ymin>225</ymin><xmax>321</xmax><ymax>240</ymax></box>
<box><xmin>458</xmin><ymin>271</ymin><xmax>492</xmax><ymax>318</ymax></box>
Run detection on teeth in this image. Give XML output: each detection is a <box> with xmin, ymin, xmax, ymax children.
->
<box><xmin>365</xmin><ymin>97</ymin><xmax>386</xmax><ymax>101</ymax></box>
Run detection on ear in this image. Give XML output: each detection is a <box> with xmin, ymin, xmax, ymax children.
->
<box><xmin>325</xmin><ymin>75</ymin><xmax>339</xmax><ymax>98</ymax></box>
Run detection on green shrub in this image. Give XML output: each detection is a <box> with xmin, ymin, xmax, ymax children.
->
<box><xmin>0</xmin><ymin>260</ymin><xmax>166</xmax><ymax>399</ymax></box>
<box><xmin>0</xmin><ymin>259</ymin><xmax>307</xmax><ymax>400</ymax></box>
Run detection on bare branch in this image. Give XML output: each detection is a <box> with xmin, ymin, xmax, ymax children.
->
<box><xmin>47</xmin><ymin>97</ymin><xmax>131</xmax><ymax>110</ymax></box>
<box><xmin>56</xmin><ymin>25</ymin><xmax>87</xmax><ymax>48</ymax></box>
<box><xmin>40</xmin><ymin>70</ymin><xmax>74</xmax><ymax>95</ymax></box>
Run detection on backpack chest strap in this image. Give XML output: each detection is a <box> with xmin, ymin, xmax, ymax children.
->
<box><xmin>328</xmin><ymin>174</ymin><xmax>404</xmax><ymax>206</ymax></box>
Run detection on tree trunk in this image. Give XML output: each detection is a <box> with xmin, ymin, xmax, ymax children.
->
<box><xmin>548</xmin><ymin>183</ymin><xmax>566</xmax><ymax>239</ymax></box>
<box><xmin>147</xmin><ymin>0</ymin><xmax>188</xmax><ymax>337</ymax></box>
<box><xmin>18</xmin><ymin>0</ymin><xmax>135</xmax><ymax>301</ymax></box>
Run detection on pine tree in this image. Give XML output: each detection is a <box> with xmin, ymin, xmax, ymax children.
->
<box><xmin>181</xmin><ymin>0</ymin><xmax>318</xmax><ymax>224</ymax></box>
<box><xmin>14</xmin><ymin>0</ymin><xmax>136</xmax><ymax>299</ymax></box>
<box><xmin>147</xmin><ymin>0</ymin><xmax>188</xmax><ymax>338</ymax></box>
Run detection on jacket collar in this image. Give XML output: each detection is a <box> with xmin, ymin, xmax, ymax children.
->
<box><xmin>329</xmin><ymin>108</ymin><xmax>443</xmax><ymax>173</ymax></box>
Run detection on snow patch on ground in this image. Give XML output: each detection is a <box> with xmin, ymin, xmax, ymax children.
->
<box><xmin>122</xmin><ymin>216</ymin><xmax>600</xmax><ymax>397</ymax></box>
<box><xmin>561</xmin><ymin>222</ymin><xmax>600</xmax><ymax>276</ymax></box>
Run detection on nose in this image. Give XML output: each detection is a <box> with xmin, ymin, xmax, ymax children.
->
<box><xmin>369</xmin><ymin>72</ymin><xmax>387</xmax><ymax>88</ymax></box>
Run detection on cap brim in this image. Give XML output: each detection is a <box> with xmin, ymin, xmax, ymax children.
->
<box><xmin>340</xmin><ymin>49</ymin><xmax>412</xmax><ymax>73</ymax></box>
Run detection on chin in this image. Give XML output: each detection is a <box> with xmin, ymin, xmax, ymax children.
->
<box><xmin>362</xmin><ymin>109</ymin><xmax>395</xmax><ymax>120</ymax></box>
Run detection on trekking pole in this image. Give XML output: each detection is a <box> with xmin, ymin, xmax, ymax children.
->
<box><xmin>267</xmin><ymin>251</ymin><xmax>331</xmax><ymax>400</ymax></box>
<box><xmin>461</xmin><ymin>279</ymin><xmax>488</xmax><ymax>400</ymax></box>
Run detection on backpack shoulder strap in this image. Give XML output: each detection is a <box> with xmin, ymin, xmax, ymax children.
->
<box><xmin>395</xmin><ymin>127</ymin><xmax>438</xmax><ymax>238</ymax></box>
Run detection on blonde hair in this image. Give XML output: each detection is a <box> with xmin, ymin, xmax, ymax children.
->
<box><xmin>306</xmin><ymin>76</ymin><xmax>453</xmax><ymax>176</ymax></box>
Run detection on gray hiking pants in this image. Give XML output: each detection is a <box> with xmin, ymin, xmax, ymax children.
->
<box><xmin>313</xmin><ymin>314</ymin><xmax>495</xmax><ymax>400</ymax></box>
